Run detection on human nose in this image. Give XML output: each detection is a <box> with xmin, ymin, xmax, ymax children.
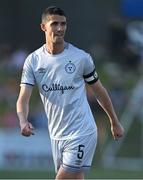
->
<box><xmin>57</xmin><ymin>24</ymin><xmax>62</xmax><ymax>31</ymax></box>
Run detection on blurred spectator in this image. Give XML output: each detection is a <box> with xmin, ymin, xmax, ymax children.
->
<box><xmin>119</xmin><ymin>0</ymin><xmax>143</xmax><ymax>70</ymax></box>
<box><xmin>108</xmin><ymin>16</ymin><xmax>127</xmax><ymax>58</ymax></box>
<box><xmin>8</xmin><ymin>47</ymin><xmax>28</xmax><ymax>71</ymax></box>
<box><xmin>108</xmin><ymin>16</ymin><xmax>142</xmax><ymax>70</ymax></box>
<box><xmin>125</xmin><ymin>21</ymin><xmax>143</xmax><ymax>69</ymax></box>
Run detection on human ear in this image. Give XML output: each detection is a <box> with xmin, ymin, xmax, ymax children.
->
<box><xmin>40</xmin><ymin>23</ymin><xmax>46</xmax><ymax>32</ymax></box>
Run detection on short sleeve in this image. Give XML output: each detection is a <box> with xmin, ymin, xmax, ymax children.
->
<box><xmin>83</xmin><ymin>54</ymin><xmax>99</xmax><ymax>84</ymax></box>
<box><xmin>20</xmin><ymin>54</ymin><xmax>35</xmax><ymax>86</ymax></box>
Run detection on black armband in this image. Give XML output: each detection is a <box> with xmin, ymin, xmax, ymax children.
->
<box><xmin>83</xmin><ymin>69</ymin><xmax>99</xmax><ymax>84</ymax></box>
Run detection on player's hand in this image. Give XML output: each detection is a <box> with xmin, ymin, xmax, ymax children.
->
<box><xmin>20</xmin><ymin>122</ymin><xmax>35</xmax><ymax>137</ymax></box>
<box><xmin>111</xmin><ymin>121</ymin><xmax>124</xmax><ymax>140</ymax></box>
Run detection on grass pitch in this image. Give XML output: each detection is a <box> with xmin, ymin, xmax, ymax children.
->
<box><xmin>0</xmin><ymin>168</ymin><xmax>143</xmax><ymax>179</ymax></box>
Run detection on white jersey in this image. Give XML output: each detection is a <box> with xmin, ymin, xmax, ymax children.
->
<box><xmin>21</xmin><ymin>43</ymin><xmax>99</xmax><ymax>140</ymax></box>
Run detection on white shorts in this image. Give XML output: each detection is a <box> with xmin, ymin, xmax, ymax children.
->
<box><xmin>51</xmin><ymin>132</ymin><xmax>97</xmax><ymax>173</ymax></box>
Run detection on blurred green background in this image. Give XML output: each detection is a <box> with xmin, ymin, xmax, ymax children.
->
<box><xmin>0</xmin><ymin>0</ymin><xmax>143</xmax><ymax>179</ymax></box>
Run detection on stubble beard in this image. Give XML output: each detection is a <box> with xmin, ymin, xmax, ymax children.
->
<box><xmin>53</xmin><ymin>36</ymin><xmax>64</xmax><ymax>45</ymax></box>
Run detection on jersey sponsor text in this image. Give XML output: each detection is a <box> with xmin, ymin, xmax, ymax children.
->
<box><xmin>42</xmin><ymin>83</ymin><xmax>75</xmax><ymax>94</ymax></box>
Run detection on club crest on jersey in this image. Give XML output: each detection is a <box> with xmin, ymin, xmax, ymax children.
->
<box><xmin>65</xmin><ymin>61</ymin><xmax>76</xmax><ymax>74</ymax></box>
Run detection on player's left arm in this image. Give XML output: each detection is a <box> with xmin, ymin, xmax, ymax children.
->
<box><xmin>90</xmin><ymin>79</ymin><xmax>124</xmax><ymax>140</ymax></box>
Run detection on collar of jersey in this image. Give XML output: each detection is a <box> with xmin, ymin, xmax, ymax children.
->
<box><xmin>43</xmin><ymin>42</ymin><xmax>69</xmax><ymax>57</ymax></box>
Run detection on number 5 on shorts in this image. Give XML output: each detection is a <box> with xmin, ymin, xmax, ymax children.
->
<box><xmin>77</xmin><ymin>144</ymin><xmax>85</xmax><ymax>159</ymax></box>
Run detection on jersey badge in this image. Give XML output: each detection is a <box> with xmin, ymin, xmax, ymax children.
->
<box><xmin>65</xmin><ymin>61</ymin><xmax>76</xmax><ymax>74</ymax></box>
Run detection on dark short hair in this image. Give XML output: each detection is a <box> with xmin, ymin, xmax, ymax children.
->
<box><xmin>42</xmin><ymin>6</ymin><xmax>66</xmax><ymax>22</ymax></box>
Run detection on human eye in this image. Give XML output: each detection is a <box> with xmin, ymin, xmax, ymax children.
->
<box><xmin>51</xmin><ymin>22</ymin><xmax>58</xmax><ymax>26</ymax></box>
<box><xmin>61</xmin><ymin>22</ymin><xmax>67</xmax><ymax>26</ymax></box>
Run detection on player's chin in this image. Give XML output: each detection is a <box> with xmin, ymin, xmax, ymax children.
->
<box><xmin>54</xmin><ymin>37</ymin><xmax>64</xmax><ymax>43</ymax></box>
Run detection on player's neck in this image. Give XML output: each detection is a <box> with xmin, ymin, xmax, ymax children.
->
<box><xmin>45</xmin><ymin>41</ymin><xmax>65</xmax><ymax>55</ymax></box>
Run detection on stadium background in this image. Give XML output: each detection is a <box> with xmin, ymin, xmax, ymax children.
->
<box><xmin>0</xmin><ymin>0</ymin><xmax>143</xmax><ymax>179</ymax></box>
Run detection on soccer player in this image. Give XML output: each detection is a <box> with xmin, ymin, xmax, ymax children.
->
<box><xmin>16</xmin><ymin>6</ymin><xmax>124</xmax><ymax>180</ymax></box>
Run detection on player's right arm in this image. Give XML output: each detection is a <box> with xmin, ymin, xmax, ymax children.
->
<box><xmin>16</xmin><ymin>85</ymin><xmax>34</xmax><ymax>137</ymax></box>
